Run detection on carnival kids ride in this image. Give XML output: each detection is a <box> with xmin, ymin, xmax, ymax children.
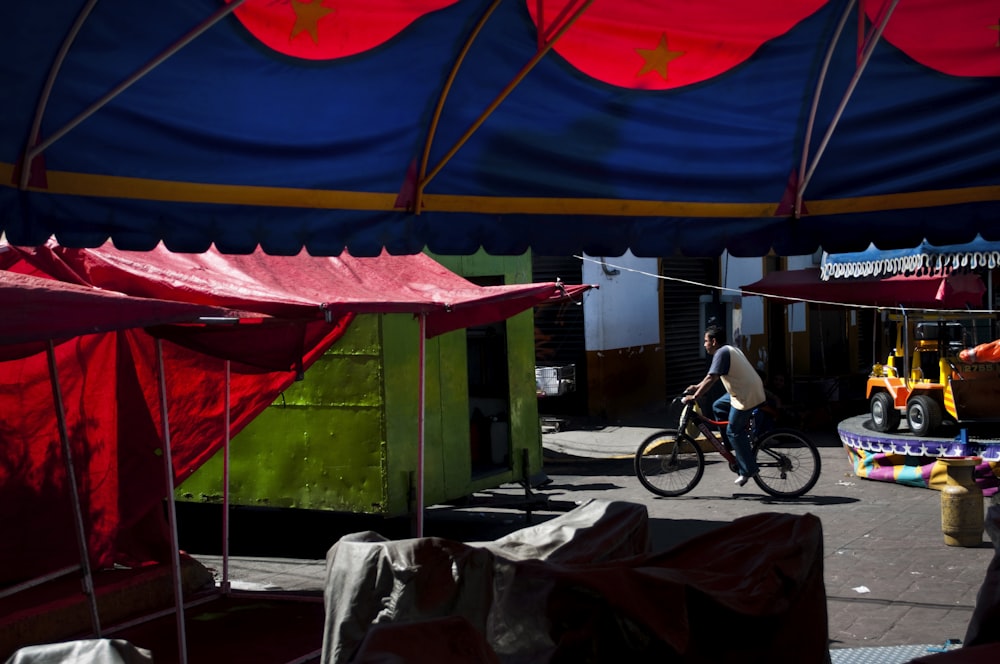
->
<box><xmin>867</xmin><ymin>313</ymin><xmax>1000</xmax><ymax>437</ymax></box>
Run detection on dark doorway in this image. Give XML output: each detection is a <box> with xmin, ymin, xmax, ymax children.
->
<box><xmin>466</xmin><ymin>275</ymin><xmax>512</xmax><ymax>477</ymax></box>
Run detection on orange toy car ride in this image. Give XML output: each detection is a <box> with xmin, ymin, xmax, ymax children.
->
<box><xmin>867</xmin><ymin>315</ymin><xmax>1000</xmax><ymax>437</ymax></box>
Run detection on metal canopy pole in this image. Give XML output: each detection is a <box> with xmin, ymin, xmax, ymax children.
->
<box><xmin>46</xmin><ymin>340</ymin><xmax>102</xmax><ymax>638</ymax></box>
<box><xmin>789</xmin><ymin>304</ymin><xmax>796</xmax><ymax>403</ymax></box>
<box><xmin>796</xmin><ymin>0</ymin><xmax>900</xmax><ymax>212</ymax></box>
<box><xmin>794</xmin><ymin>0</ymin><xmax>854</xmax><ymax>217</ymax></box>
<box><xmin>19</xmin><ymin>0</ymin><xmax>99</xmax><ymax>189</ymax></box>
<box><xmin>20</xmin><ymin>0</ymin><xmax>249</xmax><ymax>188</ymax></box>
<box><xmin>416</xmin><ymin>313</ymin><xmax>427</xmax><ymax>537</ymax></box>
<box><xmin>155</xmin><ymin>339</ymin><xmax>189</xmax><ymax>664</ymax></box>
<box><xmin>222</xmin><ymin>359</ymin><xmax>231</xmax><ymax>595</ymax></box>
<box><xmin>415</xmin><ymin>0</ymin><xmax>595</xmax><ymax>210</ymax></box>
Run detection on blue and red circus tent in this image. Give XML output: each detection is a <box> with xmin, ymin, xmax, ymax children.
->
<box><xmin>1</xmin><ymin>0</ymin><xmax>999</xmax><ymax>257</ymax></box>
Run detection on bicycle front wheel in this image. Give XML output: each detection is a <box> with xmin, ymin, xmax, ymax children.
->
<box><xmin>634</xmin><ymin>429</ymin><xmax>705</xmax><ymax>497</ymax></box>
<box><xmin>751</xmin><ymin>428</ymin><xmax>821</xmax><ymax>498</ymax></box>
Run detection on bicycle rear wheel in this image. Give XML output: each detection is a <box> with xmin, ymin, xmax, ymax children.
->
<box><xmin>751</xmin><ymin>428</ymin><xmax>821</xmax><ymax>498</ymax></box>
<box><xmin>634</xmin><ymin>429</ymin><xmax>704</xmax><ymax>497</ymax></box>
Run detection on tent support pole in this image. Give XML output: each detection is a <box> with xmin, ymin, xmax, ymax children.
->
<box><xmin>21</xmin><ymin>0</ymin><xmax>249</xmax><ymax>184</ymax></box>
<box><xmin>797</xmin><ymin>0</ymin><xmax>900</xmax><ymax>209</ymax></box>
<box><xmin>417</xmin><ymin>313</ymin><xmax>427</xmax><ymax>538</ymax></box>
<box><xmin>46</xmin><ymin>340</ymin><xmax>102</xmax><ymax>638</ymax></box>
<box><xmin>988</xmin><ymin>271</ymin><xmax>994</xmax><ymax>328</ymax></box>
<box><xmin>222</xmin><ymin>360</ymin><xmax>231</xmax><ymax>595</ymax></box>
<box><xmin>418</xmin><ymin>0</ymin><xmax>594</xmax><ymax>199</ymax></box>
<box><xmin>19</xmin><ymin>0</ymin><xmax>99</xmax><ymax>189</ymax></box>
<box><xmin>794</xmin><ymin>0</ymin><xmax>853</xmax><ymax>217</ymax></box>
<box><xmin>540</xmin><ymin>0</ymin><xmax>590</xmax><ymax>44</ymax></box>
<box><xmin>0</xmin><ymin>565</ymin><xmax>80</xmax><ymax>601</ymax></box>
<box><xmin>415</xmin><ymin>0</ymin><xmax>502</xmax><ymax>214</ymax></box>
<box><xmin>156</xmin><ymin>339</ymin><xmax>189</xmax><ymax>664</ymax></box>
<box><xmin>789</xmin><ymin>304</ymin><xmax>796</xmax><ymax>404</ymax></box>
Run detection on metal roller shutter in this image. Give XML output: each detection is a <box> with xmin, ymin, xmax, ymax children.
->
<box><xmin>662</xmin><ymin>257</ymin><xmax>719</xmax><ymax>397</ymax></box>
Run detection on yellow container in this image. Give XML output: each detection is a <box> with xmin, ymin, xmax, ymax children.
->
<box><xmin>940</xmin><ymin>457</ymin><xmax>984</xmax><ymax>547</ymax></box>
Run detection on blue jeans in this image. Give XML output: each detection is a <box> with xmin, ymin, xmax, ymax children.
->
<box><xmin>712</xmin><ymin>393</ymin><xmax>759</xmax><ymax>477</ymax></box>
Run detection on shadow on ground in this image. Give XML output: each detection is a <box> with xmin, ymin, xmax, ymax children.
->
<box><xmin>542</xmin><ymin>454</ymin><xmax>635</xmax><ymax>476</ymax></box>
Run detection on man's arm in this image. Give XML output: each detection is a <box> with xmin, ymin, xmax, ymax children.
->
<box><xmin>683</xmin><ymin>373</ymin><xmax>720</xmax><ymax>403</ymax></box>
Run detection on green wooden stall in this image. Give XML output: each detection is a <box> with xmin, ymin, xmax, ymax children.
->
<box><xmin>176</xmin><ymin>251</ymin><xmax>542</xmax><ymax>517</ymax></box>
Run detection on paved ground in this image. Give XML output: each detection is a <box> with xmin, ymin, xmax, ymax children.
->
<box><xmin>533</xmin><ymin>417</ymin><xmax>996</xmax><ymax>655</ymax></box>
<box><xmin>193</xmin><ymin>412</ymin><xmax>999</xmax><ymax>660</ymax></box>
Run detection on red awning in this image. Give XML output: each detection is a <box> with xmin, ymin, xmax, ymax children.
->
<box><xmin>741</xmin><ymin>268</ymin><xmax>985</xmax><ymax>310</ymax></box>
<box><xmin>0</xmin><ymin>270</ymin><xmax>232</xmax><ymax>360</ymax></box>
<box><xmin>0</xmin><ymin>240</ymin><xmax>592</xmax><ymax>585</ymax></box>
<box><xmin>2</xmin><ymin>240</ymin><xmax>590</xmax><ymax>337</ymax></box>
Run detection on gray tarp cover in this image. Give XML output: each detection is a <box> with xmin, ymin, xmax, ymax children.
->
<box><xmin>4</xmin><ymin>639</ymin><xmax>152</xmax><ymax>664</ymax></box>
<box><xmin>321</xmin><ymin>499</ymin><xmax>828</xmax><ymax>663</ymax></box>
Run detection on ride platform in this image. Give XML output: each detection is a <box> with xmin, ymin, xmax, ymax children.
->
<box><xmin>837</xmin><ymin>414</ymin><xmax>1000</xmax><ymax>496</ymax></box>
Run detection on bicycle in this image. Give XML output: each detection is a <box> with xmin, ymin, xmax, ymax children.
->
<box><xmin>634</xmin><ymin>394</ymin><xmax>821</xmax><ymax>498</ymax></box>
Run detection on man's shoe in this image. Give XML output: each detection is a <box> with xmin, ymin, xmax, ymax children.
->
<box><xmin>735</xmin><ymin>473</ymin><xmax>756</xmax><ymax>487</ymax></box>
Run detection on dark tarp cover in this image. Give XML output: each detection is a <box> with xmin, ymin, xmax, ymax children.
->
<box><xmin>741</xmin><ymin>267</ymin><xmax>986</xmax><ymax>310</ymax></box>
<box><xmin>1</xmin><ymin>0</ymin><xmax>998</xmax><ymax>257</ymax></box>
<box><xmin>322</xmin><ymin>500</ymin><xmax>828</xmax><ymax>663</ymax></box>
<box><xmin>0</xmin><ymin>241</ymin><xmax>590</xmax><ymax>585</ymax></box>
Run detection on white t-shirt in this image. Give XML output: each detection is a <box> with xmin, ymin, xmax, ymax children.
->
<box><xmin>708</xmin><ymin>345</ymin><xmax>767</xmax><ymax>411</ymax></box>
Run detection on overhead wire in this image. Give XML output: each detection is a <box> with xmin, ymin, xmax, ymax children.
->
<box><xmin>574</xmin><ymin>255</ymin><xmax>998</xmax><ymax>317</ymax></box>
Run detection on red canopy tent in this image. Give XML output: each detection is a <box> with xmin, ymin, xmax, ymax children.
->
<box><xmin>0</xmin><ymin>270</ymin><xmax>243</xmax><ymax>643</ymax></box>
<box><xmin>741</xmin><ymin>267</ymin><xmax>986</xmax><ymax>310</ymax></box>
<box><xmin>0</xmin><ymin>270</ymin><xmax>233</xmax><ymax>360</ymax></box>
<box><xmin>0</xmin><ymin>240</ymin><xmax>591</xmax><ymax>588</ymax></box>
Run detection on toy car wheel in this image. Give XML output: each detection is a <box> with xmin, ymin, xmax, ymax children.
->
<box><xmin>870</xmin><ymin>391</ymin><xmax>900</xmax><ymax>432</ymax></box>
<box><xmin>907</xmin><ymin>395</ymin><xmax>942</xmax><ymax>437</ymax></box>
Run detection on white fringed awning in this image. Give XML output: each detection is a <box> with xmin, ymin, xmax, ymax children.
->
<box><xmin>820</xmin><ymin>235</ymin><xmax>1000</xmax><ymax>280</ymax></box>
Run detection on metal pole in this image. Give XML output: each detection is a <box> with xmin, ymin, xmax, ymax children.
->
<box><xmin>155</xmin><ymin>339</ymin><xmax>188</xmax><ymax>664</ymax></box>
<box><xmin>19</xmin><ymin>0</ymin><xmax>100</xmax><ymax>189</ymax></box>
<box><xmin>0</xmin><ymin>565</ymin><xmax>80</xmax><ymax>601</ymax></box>
<box><xmin>222</xmin><ymin>360</ymin><xmax>231</xmax><ymax>595</ymax></box>
<box><xmin>789</xmin><ymin>304</ymin><xmax>796</xmax><ymax>403</ymax></box>
<box><xmin>46</xmin><ymin>340</ymin><xmax>101</xmax><ymax>637</ymax></box>
<box><xmin>419</xmin><ymin>0</ymin><xmax>595</xmax><ymax>192</ymax></box>
<box><xmin>799</xmin><ymin>0</ymin><xmax>901</xmax><ymax>201</ymax></box>
<box><xmin>794</xmin><ymin>0</ymin><xmax>854</xmax><ymax>216</ymax></box>
<box><xmin>417</xmin><ymin>313</ymin><xmax>427</xmax><ymax>537</ymax></box>
<box><xmin>22</xmin><ymin>0</ymin><xmax>250</xmax><ymax>182</ymax></box>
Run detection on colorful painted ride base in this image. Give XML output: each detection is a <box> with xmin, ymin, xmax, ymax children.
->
<box><xmin>838</xmin><ymin>414</ymin><xmax>1000</xmax><ymax>497</ymax></box>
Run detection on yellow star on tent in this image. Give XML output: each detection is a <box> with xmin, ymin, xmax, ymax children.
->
<box><xmin>990</xmin><ymin>20</ymin><xmax>999</xmax><ymax>47</ymax></box>
<box><xmin>290</xmin><ymin>0</ymin><xmax>335</xmax><ymax>45</ymax></box>
<box><xmin>636</xmin><ymin>33</ymin><xmax>685</xmax><ymax>80</ymax></box>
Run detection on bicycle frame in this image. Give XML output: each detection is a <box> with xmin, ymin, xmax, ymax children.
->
<box><xmin>678</xmin><ymin>401</ymin><xmax>737</xmax><ymax>466</ymax></box>
<box><xmin>636</xmin><ymin>396</ymin><xmax>821</xmax><ymax>499</ymax></box>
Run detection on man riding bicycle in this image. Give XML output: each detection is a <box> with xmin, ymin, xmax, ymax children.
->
<box><xmin>682</xmin><ymin>325</ymin><xmax>766</xmax><ymax>486</ymax></box>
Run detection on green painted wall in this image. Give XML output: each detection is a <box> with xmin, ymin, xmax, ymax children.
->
<box><xmin>177</xmin><ymin>314</ymin><xmax>389</xmax><ymax>512</ymax></box>
<box><xmin>177</xmin><ymin>251</ymin><xmax>541</xmax><ymax>517</ymax></box>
